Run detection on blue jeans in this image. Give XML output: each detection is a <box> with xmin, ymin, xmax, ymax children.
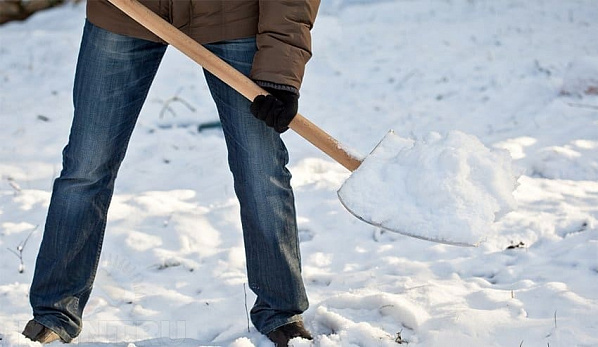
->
<box><xmin>29</xmin><ymin>20</ymin><xmax>308</xmax><ymax>342</ymax></box>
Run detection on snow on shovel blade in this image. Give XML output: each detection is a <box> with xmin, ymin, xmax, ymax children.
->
<box><xmin>337</xmin><ymin>130</ymin><xmax>518</xmax><ymax>246</ymax></box>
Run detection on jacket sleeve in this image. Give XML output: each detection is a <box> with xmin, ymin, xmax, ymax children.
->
<box><xmin>250</xmin><ymin>0</ymin><xmax>320</xmax><ymax>91</ymax></box>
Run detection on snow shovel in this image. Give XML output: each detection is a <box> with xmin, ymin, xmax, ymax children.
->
<box><xmin>108</xmin><ymin>0</ymin><xmax>517</xmax><ymax>247</ymax></box>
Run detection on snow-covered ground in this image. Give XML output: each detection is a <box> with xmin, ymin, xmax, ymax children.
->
<box><xmin>1</xmin><ymin>0</ymin><xmax>597</xmax><ymax>346</ymax></box>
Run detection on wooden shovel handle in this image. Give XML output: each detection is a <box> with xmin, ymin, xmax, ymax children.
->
<box><xmin>107</xmin><ymin>0</ymin><xmax>362</xmax><ymax>172</ymax></box>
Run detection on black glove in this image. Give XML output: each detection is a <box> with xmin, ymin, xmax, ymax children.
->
<box><xmin>250</xmin><ymin>85</ymin><xmax>299</xmax><ymax>133</ymax></box>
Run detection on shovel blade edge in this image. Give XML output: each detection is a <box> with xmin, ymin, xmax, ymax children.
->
<box><xmin>337</xmin><ymin>194</ymin><xmax>479</xmax><ymax>247</ymax></box>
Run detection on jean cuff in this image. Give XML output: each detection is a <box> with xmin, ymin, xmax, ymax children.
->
<box><xmin>33</xmin><ymin>316</ymin><xmax>75</xmax><ymax>343</ymax></box>
<box><xmin>262</xmin><ymin>314</ymin><xmax>304</xmax><ymax>335</ymax></box>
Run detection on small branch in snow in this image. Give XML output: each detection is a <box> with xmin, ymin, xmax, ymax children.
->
<box><xmin>159</xmin><ymin>96</ymin><xmax>196</xmax><ymax>118</ymax></box>
<box><xmin>156</xmin><ymin>88</ymin><xmax>196</xmax><ymax>119</ymax></box>
<box><xmin>7</xmin><ymin>225</ymin><xmax>38</xmax><ymax>273</ymax></box>
<box><xmin>6</xmin><ymin>177</ymin><xmax>21</xmax><ymax>195</ymax></box>
<box><xmin>243</xmin><ymin>283</ymin><xmax>250</xmax><ymax>333</ymax></box>
<box><xmin>394</xmin><ymin>329</ymin><xmax>405</xmax><ymax>344</ymax></box>
<box><xmin>506</xmin><ymin>241</ymin><xmax>525</xmax><ymax>250</ymax></box>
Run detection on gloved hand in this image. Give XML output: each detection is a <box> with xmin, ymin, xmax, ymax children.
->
<box><xmin>250</xmin><ymin>85</ymin><xmax>299</xmax><ymax>133</ymax></box>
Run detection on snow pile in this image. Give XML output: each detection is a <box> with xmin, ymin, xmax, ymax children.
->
<box><xmin>530</xmin><ymin>140</ymin><xmax>598</xmax><ymax>181</ymax></box>
<box><xmin>338</xmin><ymin>130</ymin><xmax>518</xmax><ymax>246</ymax></box>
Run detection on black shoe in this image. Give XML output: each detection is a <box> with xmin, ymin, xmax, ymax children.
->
<box><xmin>267</xmin><ymin>321</ymin><xmax>313</xmax><ymax>346</ymax></box>
<box><xmin>22</xmin><ymin>320</ymin><xmax>63</xmax><ymax>344</ymax></box>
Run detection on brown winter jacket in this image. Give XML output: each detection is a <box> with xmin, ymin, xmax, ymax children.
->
<box><xmin>87</xmin><ymin>0</ymin><xmax>320</xmax><ymax>90</ymax></box>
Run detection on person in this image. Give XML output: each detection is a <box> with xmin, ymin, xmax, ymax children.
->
<box><xmin>21</xmin><ymin>1</ymin><xmax>320</xmax><ymax>346</ymax></box>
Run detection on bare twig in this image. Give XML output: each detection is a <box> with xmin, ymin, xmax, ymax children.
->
<box><xmin>6</xmin><ymin>177</ymin><xmax>22</xmax><ymax>195</ymax></box>
<box><xmin>157</xmin><ymin>88</ymin><xmax>196</xmax><ymax>118</ymax></box>
<box><xmin>159</xmin><ymin>96</ymin><xmax>196</xmax><ymax>118</ymax></box>
<box><xmin>506</xmin><ymin>241</ymin><xmax>525</xmax><ymax>250</ymax></box>
<box><xmin>243</xmin><ymin>283</ymin><xmax>251</xmax><ymax>333</ymax></box>
<box><xmin>7</xmin><ymin>225</ymin><xmax>38</xmax><ymax>273</ymax></box>
<box><xmin>395</xmin><ymin>329</ymin><xmax>405</xmax><ymax>344</ymax></box>
<box><xmin>9</xmin><ymin>181</ymin><xmax>21</xmax><ymax>194</ymax></box>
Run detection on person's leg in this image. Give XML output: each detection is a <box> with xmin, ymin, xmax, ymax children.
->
<box><xmin>202</xmin><ymin>37</ymin><xmax>309</xmax><ymax>335</ymax></box>
<box><xmin>28</xmin><ymin>20</ymin><xmax>166</xmax><ymax>342</ymax></box>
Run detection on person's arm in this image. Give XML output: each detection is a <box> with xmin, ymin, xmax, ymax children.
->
<box><xmin>250</xmin><ymin>0</ymin><xmax>320</xmax><ymax>132</ymax></box>
<box><xmin>250</xmin><ymin>0</ymin><xmax>320</xmax><ymax>90</ymax></box>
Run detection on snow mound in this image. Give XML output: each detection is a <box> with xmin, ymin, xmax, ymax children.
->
<box><xmin>531</xmin><ymin>140</ymin><xmax>598</xmax><ymax>180</ymax></box>
<box><xmin>314</xmin><ymin>306</ymin><xmax>403</xmax><ymax>346</ymax></box>
<box><xmin>561</xmin><ymin>56</ymin><xmax>598</xmax><ymax>96</ymax></box>
<box><xmin>338</xmin><ymin>130</ymin><xmax>518</xmax><ymax>246</ymax></box>
<box><xmin>320</xmin><ymin>292</ymin><xmax>429</xmax><ymax>330</ymax></box>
